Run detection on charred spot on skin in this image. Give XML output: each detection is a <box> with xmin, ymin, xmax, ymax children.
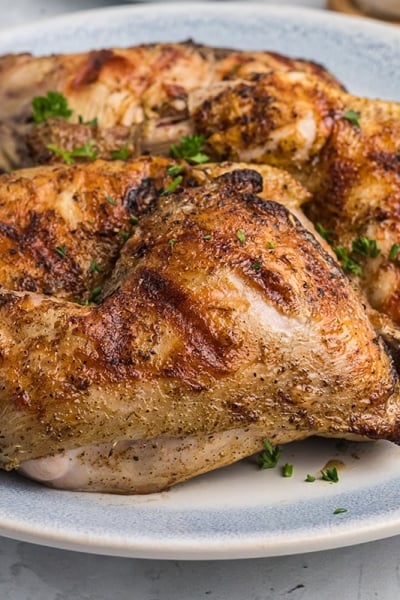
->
<box><xmin>72</xmin><ymin>49</ymin><xmax>115</xmax><ymax>88</ymax></box>
<box><xmin>214</xmin><ymin>169</ymin><xmax>263</xmax><ymax>195</ymax></box>
<box><xmin>123</xmin><ymin>178</ymin><xmax>160</xmax><ymax>213</ymax></box>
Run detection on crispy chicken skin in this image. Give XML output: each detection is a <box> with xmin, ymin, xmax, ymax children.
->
<box><xmin>0</xmin><ymin>158</ymin><xmax>310</xmax><ymax>301</ymax></box>
<box><xmin>0</xmin><ymin>41</ymin><xmax>343</xmax><ymax>128</ymax></box>
<box><xmin>0</xmin><ymin>168</ymin><xmax>399</xmax><ymax>493</ymax></box>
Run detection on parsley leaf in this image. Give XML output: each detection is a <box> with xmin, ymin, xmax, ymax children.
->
<box><xmin>334</xmin><ymin>246</ymin><xmax>363</xmax><ymax>275</ymax></box>
<box><xmin>89</xmin><ymin>260</ymin><xmax>103</xmax><ymax>273</ymax></box>
<box><xmin>258</xmin><ymin>439</ymin><xmax>281</xmax><ymax>469</ymax></box>
<box><xmin>163</xmin><ymin>175</ymin><xmax>183</xmax><ymax>195</ymax></box>
<box><xmin>32</xmin><ymin>91</ymin><xmax>73</xmax><ymax>124</ymax></box>
<box><xmin>352</xmin><ymin>236</ymin><xmax>380</xmax><ymax>258</ymax></box>
<box><xmin>321</xmin><ymin>466</ymin><xmax>339</xmax><ymax>483</ymax></box>
<box><xmin>47</xmin><ymin>140</ymin><xmax>98</xmax><ymax>164</ymax></box>
<box><xmin>343</xmin><ymin>109</ymin><xmax>361</xmax><ymax>127</ymax></box>
<box><xmin>55</xmin><ymin>244</ymin><xmax>67</xmax><ymax>258</ymax></box>
<box><xmin>389</xmin><ymin>243</ymin><xmax>400</xmax><ymax>263</ymax></box>
<box><xmin>167</xmin><ymin>164</ymin><xmax>184</xmax><ymax>176</ymax></box>
<box><xmin>237</xmin><ymin>229</ymin><xmax>246</xmax><ymax>244</ymax></box>
<box><xmin>315</xmin><ymin>222</ymin><xmax>334</xmax><ymax>245</ymax></box>
<box><xmin>78</xmin><ymin>115</ymin><xmax>98</xmax><ymax>127</ymax></box>
<box><xmin>170</xmin><ymin>135</ymin><xmax>209</xmax><ymax>164</ymax></box>
<box><xmin>105</xmin><ymin>196</ymin><xmax>117</xmax><ymax>206</ymax></box>
<box><xmin>88</xmin><ymin>286</ymin><xmax>102</xmax><ymax>304</ymax></box>
<box><xmin>333</xmin><ymin>507</ymin><xmax>347</xmax><ymax>515</ymax></box>
<box><xmin>305</xmin><ymin>474</ymin><xmax>316</xmax><ymax>482</ymax></box>
<box><xmin>111</xmin><ymin>145</ymin><xmax>130</xmax><ymax>160</ymax></box>
<box><xmin>282</xmin><ymin>463</ymin><xmax>293</xmax><ymax>478</ymax></box>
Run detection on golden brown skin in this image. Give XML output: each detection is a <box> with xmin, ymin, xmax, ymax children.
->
<box><xmin>0</xmin><ymin>41</ymin><xmax>344</xmax><ymax>171</ymax></box>
<box><xmin>189</xmin><ymin>71</ymin><xmax>400</xmax><ymax>328</ymax></box>
<box><xmin>0</xmin><ymin>168</ymin><xmax>399</xmax><ymax>494</ymax></box>
<box><xmin>0</xmin><ymin>157</ymin><xmax>183</xmax><ymax>301</ymax></box>
<box><xmin>0</xmin><ymin>41</ymin><xmax>343</xmax><ymax>127</ymax></box>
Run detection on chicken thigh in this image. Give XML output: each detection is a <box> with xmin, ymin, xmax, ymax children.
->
<box><xmin>0</xmin><ymin>167</ymin><xmax>398</xmax><ymax>493</ymax></box>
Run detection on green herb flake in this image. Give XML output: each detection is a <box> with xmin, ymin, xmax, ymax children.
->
<box><xmin>163</xmin><ymin>175</ymin><xmax>183</xmax><ymax>195</ymax></box>
<box><xmin>47</xmin><ymin>140</ymin><xmax>98</xmax><ymax>164</ymax></box>
<box><xmin>78</xmin><ymin>115</ymin><xmax>98</xmax><ymax>127</ymax></box>
<box><xmin>89</xmin><ymin>260</ymin><xmax>103</xmax><ymax>273</ymax></box>
<box><xmin>32</xmin><ymin>91</ymin><xmax>73</xmax><ymax>124</ymax></box>
<box><xmin>55</xmin><ymin>244</ymin><xmax>67</xmax><ymax>258</ymax></box>
<box><xmin>334</xmin><ymin>246</ymin><xmax>363</xmax><ymax>275</ymax></box>
<box><xmin>129</xmin><ymin>215</ymin><xmax>139</xmax><ymax>224</ymax></box>
<box><xmin>389</xmin><ymin>243</ymin><xmax>400</xmax><ymax>263</ymax></box>
<box><xmin>170</xmin><ymin>135</ymin><xmax>209</xmax><ymax>164</ymax></box>
<box><xmin>105</xmin><ymin>196</ymin><xmax>117</xmax><ymax>206</ymax></box>
<box><xmin>237</xmin><ymin>229</ymin><xmax>246</xmax><ymax>245</ymax></box>
<box><xmin>305</xmin><ymin>474</ymin><xmax>316</xmax><ymax>482</ymax></box>
<box><xmin>111</xmin><ymin>145</ymin><xmax>130</xmax><ymax>160</ymax></box>
<box><xmin>203</xmin><ymin>234</ymin><xmax>212</xmax><ymax>241</ymax></box>
<box><xmin>258</xmin><ymin>439</ymin><xmax>281</xmax><ymax>470</ymax></box>
<box><xmin>352</xmin><ymin>236</ymin><xmax>380</xmax><ymax>258</ymax></box>
<box><xmin>343</xmin><ymin>109</ymin><xmax>361</xmax><ymax>127</ymax></box>
<box><xmin>321</xmin><ymin>466</ymin><xmax>339</xmax><ymax>483</ymax></box>
<box><xmin>119</xmin><ymin>230</ymin><xmax>130</xmax><ymax>242</ymax></box>
<box><xmin>168</xmin><ymin>238</ymin><xmax>177</xmax><ymax>248</ymax></box>
<box><xmin>315</xmin><ymin>222</ymin><xmax>334</xmax><ymax>245</ymax></box>
<box><xmin>88</xmin><ymin>286</ymin><xmax>102</xmax><ymax>304</ymax></box>
<box><xmin>282</xmin><ymin>463</ymin><xmax>293</xmax><ymax>478</ymax></box>
<box><xmin>333</xmin><ymin>507</ymin><xmax>347</xmax><ymax>515</ymax></box>
<box><xmin>267</xmin><ymin>241</ymin><xmax>275</xmax><ymax>249</ymax></box>
<box><xmin>251</xmin><ymin>260</ymin><xmax>262</xmax><ymax>272</ymax></box>
<box><xmin>167</xmin><ymin>164</ymin><xmax>184</xmax><ymax>176</ymax></box>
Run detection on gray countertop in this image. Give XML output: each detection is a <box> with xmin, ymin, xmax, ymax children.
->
<box><xmin>1</xmin><ymin>2</ymin><xmax>400</xmax><ymax>599</ymax></box>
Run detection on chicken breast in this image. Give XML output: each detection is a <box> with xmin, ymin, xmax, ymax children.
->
<box><xmin>0</xmin><ymin>167</ymin><xmax>398</xmax><ymax>493</ymax></box>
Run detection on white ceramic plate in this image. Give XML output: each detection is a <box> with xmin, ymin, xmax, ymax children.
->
<box><xmin>0</xmin><ymin>2</ymin><xmax>400</xmax><ymax>560</ymax></box>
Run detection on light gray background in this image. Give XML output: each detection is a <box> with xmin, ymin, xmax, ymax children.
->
<box><xmin>1</xmin><ymin>2</ymin><xmax>400</xmax><ymax>599</ymax></box>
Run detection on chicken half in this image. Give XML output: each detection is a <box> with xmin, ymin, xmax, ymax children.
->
<box><xmin>0</xmin><ymin>164</ymin><xmax>398</xmax><ymax>493</ymax></box>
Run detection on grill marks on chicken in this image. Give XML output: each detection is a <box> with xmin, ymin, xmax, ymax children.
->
<box><xmin>0</xmin><ymin>168</ymin><xmax>399</xmax><ymax>493</ymax></box>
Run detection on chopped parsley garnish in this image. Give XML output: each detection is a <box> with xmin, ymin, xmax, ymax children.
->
<box><xmin>258</xmin><ymin>439</ymin><xmax>281</xmax><ymax>469</ymax></box>
<box><xmin>47</xmin><ymin>140</ymin><xmax>98</xmax><ymax>164</ymax></box>
<box><xmin>315</xmin><ymin>222</ymin><xmax>334</xmax><ymax>244</ymax></box>
<box><xmin>282</xmin><ymin>463</ymin><xmax>293</xmax><ymax>478</ymax></box>
<box><xmin>343</xmin><ymin>109</ymin><xmax>361</xmax><ymax>127</ymax></box>
<box><xmin>203</xmin><ymin>234</ymin><xmax>212</xmax><ymax>240</ymax></box>
<box><xmin>389</xmin><ymin>243</ymin><xmax>400</xmax><ymax>263</ymax></box>
<box><xmin>88</xmin><ymin>286</ymin><xmax>102</xmax><ymax>304</ymax></box>
<box><xmin>352</xmin><ymin>236</ymin><xmax>380</xmax><ymax>258</ymax></box>
<box><xmin>334</xmin><ymin>246</ymin><xmax>363</xmax><ymax>276</ymax></box>
<box><xmin>251</xmin><ymin>260</ymin><xmax>262</xmax><ymax>272</ymax></box>
<box><xmin>119</xmin><ymin>230</ymin><xmax>130</xmax><ymax>241</ymax></box>
<box><xmin>168</xmin><ymin>238</ymin><xmax>177</xmax><ymax>248</ymax></box>
<box><xmin>89</xmin><ymin>260</ymin><xmax>103</xmax><ymax>273</ymax></box>
<box><xmin>167</xmin><ymin>164</ymin><xmax>184</xmax><ymax>176</ymax></box>
<box><xmin>333</xmin><ymin>507</ymin><xmax>347</xmax><ymax>515</ymax></box>
<box><xmin>170</xmin><ymin>135</ymin><xmax>209</xmax><ymax>164</ymax></box>
<box><xmin>105</xmin><ymin>196</ymin><xmax>117</xmax><ymax>206</ymax></box>
<box><xmin>55</xmin><ymin>244</ymin><xmax>67</xmax><ymax>258</ymax></box>
<box><xmin>266</xmin><ymin>241</ymin><xmax>275</xmax><ymax>249</ymax></box>
<box><xmin>163</xmin><ymin>175</ymin><xmax>183</xmax><ymax>195</ymax></box>
<box><xmin>32</xmin><ymin>91</ymin><xmax>73</xmax><ymax>124</ymax></box>
<box><xmin>321</xmin><ymin>466</ymin><xmax>339</xmax><ymax>483</ymax></box>
<box><xmin>78</xmin><ymin>115</ymin><xmax>98</xmax><ymax>127</ymax></box>
<box><xmin>111</xmin><ymin>145</ymin><xmax>130</xmax><ymax>160</ymax></box>
<box><xmin>305</xmin><ymin>474</ymin><xmax>316</xmax><ymax>482</ymax></box>
<box><xmin>129</xmin><ymin>215</ymin><xmax>139</xmax><ymax>224</ymax></box>
<box><xmin>237</xmin><ymin>229</ymin><xmax>246</xmax><ymax>245</ymax></box>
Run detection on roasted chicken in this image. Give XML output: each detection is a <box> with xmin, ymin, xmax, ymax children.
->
<box><xmin>1</xmin><ymin>41</ymin><xmax>400</xmax><ymax>494</ymax></box>
<box><xmin>0</xmin><ymin>165</ymin><xmax>399</xmax><ymax>493</ymax></box>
